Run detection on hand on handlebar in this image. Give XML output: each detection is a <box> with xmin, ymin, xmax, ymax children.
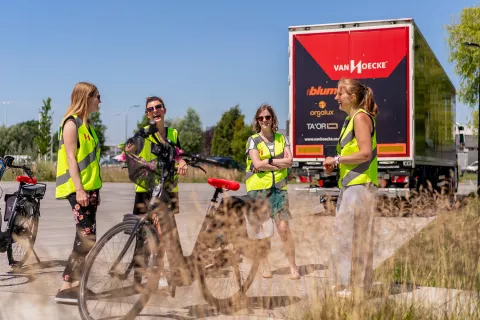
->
<box><xmin>177</xmin><ymin>159</ymin><xmax>188</xmax><ymax>176</ymax></box>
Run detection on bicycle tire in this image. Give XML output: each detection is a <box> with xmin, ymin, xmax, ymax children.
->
<box><xmin>78</xmin><ymin>220</ymin><xmax>161</xmax><ymax>320</ymax></box>
<box><xmin>7</xmin><ymin>201</ymin><xmax>39</xmax><ymax>267</ymax></box>
<box><xmin>199</xmin><ymin>244</ymin><xmax>260</xmax><ymax>311</ymax></box>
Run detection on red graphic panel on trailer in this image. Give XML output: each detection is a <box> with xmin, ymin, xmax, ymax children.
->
<box><xmin>295</xmin><ymin>27</ymin><xmax>409</xmax><ymax>80</ymax></box>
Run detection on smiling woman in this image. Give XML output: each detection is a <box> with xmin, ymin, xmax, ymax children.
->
<box><xmin>245</xmin><ymin>103</ymin><xmax>299</xmax><ymax>280</ymax></box>
<box><xmin>323</xmin><ymin>77</ymin><xmax>379</xmax><ymax>299</ymax></box>
<box><xmin>123</xmin><ymin>95</ymin><xmax>190</xmax><ymax>287</ymax></box>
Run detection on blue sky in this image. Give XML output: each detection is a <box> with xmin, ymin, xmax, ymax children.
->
<box><xmin>0</xmin><ymin>0</ymin><xmax>478</xmax><ymax>146</ymax></box>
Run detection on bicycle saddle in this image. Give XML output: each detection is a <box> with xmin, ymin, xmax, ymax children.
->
<box><xmin>207</xmin><ymin>178</ymin><xmax>240</xmax><ymax>191</ymax></box>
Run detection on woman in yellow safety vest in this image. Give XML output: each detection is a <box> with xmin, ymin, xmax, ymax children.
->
<box><xmin>126</xmin><ymin>96</ymin><xmax>188</xmax><ymax>216</ymax></box>
<box><xmin>246</xmin><ymin>104</ymin><xmax>300</xmax><ymax>280</ymax></box>
<box><xmin>124</xmin><ymin>96</ymin><xmax>188</xmax><ymax>287</ymax></box>
<box><xmin>54</xmin><ymin>82</ymin><xmax>102</xmax><ymax>304</ymax></box>
<box><xmin>323</xmin><ymin>77</ymin><xmax>379</xmax><ymax>299</ymax></box>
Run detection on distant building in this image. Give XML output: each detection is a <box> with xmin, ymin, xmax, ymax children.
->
<box><xmin>456</xmin><ymin>123</ymin><xmax>478</xmax><ymax>165</ymax></box>
<box><xmin>103</xmin><ymin>144</ymin><xmax>123</xmax><ymax>158</ymax></box>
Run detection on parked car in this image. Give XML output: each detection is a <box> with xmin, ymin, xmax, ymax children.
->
<box><xmin>466</xmin><ymin>161</ymin><xmax>478</xmax><ymax>173</ymax></box>
<box><xmin>101</xmin><ymin>158</ymin><xmax>123</xmax><ymax>168</ymax></box>
<box><xmin>206</xmin><ymin>156</ymin><xmax>245</xmax><ymax>171</ymax></box>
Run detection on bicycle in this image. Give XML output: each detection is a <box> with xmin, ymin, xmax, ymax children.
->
<box><xmin>0</xmin><ymin>156</ymin><xmax>45</xmax><ymax>268</ymax></box>
<box><xmin>78</xmin><ymin>125</ymin><xmax>271</xmax><ymax>320</ymax></box>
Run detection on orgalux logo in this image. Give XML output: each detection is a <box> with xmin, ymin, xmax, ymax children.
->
<box><xmin>306</xmin><ymin>86</ymin><xmax>337</xmax><ymax>96</ymax></box>
<box><xmin>333</xmin><ymin>60</ymin><xmax>388</xmax><ymax>74</ymax></box>
<box><xmin>294</xmin><ymin>27</ymin><xmax>409</xmax><ymax>80</ymax></box>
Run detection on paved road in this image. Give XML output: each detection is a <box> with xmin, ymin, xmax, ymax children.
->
<box><xmin>0</xmin><ymin>181</ymin><xmax>476</xmax><ymax>320</ymax></box>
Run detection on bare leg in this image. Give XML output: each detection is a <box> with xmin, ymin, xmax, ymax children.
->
<box><xmin>60</xmin><ymin>280</ymin><xmax>79</xmax><ymax>290</ymax></box>
<box><xmin>261</xmin><ymin>258</ymin><xmax>273</xmax><ymax>278</ymax></box>
<box><xmin>276</xmin><ymin>220</ymin><xmax>299</xmax><ymax>279</ymax></box>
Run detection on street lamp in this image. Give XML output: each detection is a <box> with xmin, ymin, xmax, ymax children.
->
<box><xmin>1</xmin><ymin>101</ymin><xmax>12</xmax><ymax>126</ymax></box>
<box><xmin>462</xmin><ymin>41</ymin><xmax>480</xmax><ymax>196</ymax></box>
<box><xmin>125</xmin><ymin>105</ymin><xmax>141</xmax><ymax>142</ymax></box>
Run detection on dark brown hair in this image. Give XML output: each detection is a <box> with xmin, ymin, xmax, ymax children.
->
<box><xmin>145</xmin><ymin>96</ymin><xmax>165</xmax><ymax>112</ymax></box>
<box><xmin>253</xmin><ymin>104</ymin><xmax>279</xmax><ymax>133</ymax></box>
<box><xmin>338</xmin><ymin>78</ymin><xmax>378</xmax><ymax>117</ymax></box>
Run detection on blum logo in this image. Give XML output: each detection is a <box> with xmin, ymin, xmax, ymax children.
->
<box><xmin>306</xmin><ymin>86</ymin><xmax>337</xmax><ymax>96</ymax></box>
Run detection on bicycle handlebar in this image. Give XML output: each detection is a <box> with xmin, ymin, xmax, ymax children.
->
<box><xmin>131</xmin><ymin>121</ymin><xmax>232</xmax><ymax>172</ymax></box>
<box><xmin>179</xmin><ymin>153</ymin><xmax>223</xmax><ymax>167</ymax></box>
<box><xmin>0</xmin><ymin>156</ymin><xmax>34</xmax><ymax>179</ymax></box>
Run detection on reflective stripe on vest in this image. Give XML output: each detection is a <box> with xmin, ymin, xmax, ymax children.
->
<box><xmin>135</xmin><ymin>127</ymin><xmax>179</xmax><ymax>193</ymax></box>
<box><xmin>336</xmin><ymin>109</ymin><xmax>378</xmax><ymax>188</ymax></box>
<box><xmin>55</xmin><ymin>115</ymin><xmax>102</xmax><ymax>199</ymax></box>
<box><xmin>245</xmin><ymin>133</ymin><xmax>288</xmax><ymax>192</ymax></box>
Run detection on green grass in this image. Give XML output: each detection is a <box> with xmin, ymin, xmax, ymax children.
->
<box><xmin>460</xmin><ymin>172</ymin><xmax>478</xmax><ymax>182</ymax></box>
<box><xmin>375</xmin><ymin>198</ymin><xmax>480</xmax><ymax>291</ymax></box>
<box><xmin>1</xmin><ymin>161</ymin><xmax>246</xmax><ymax>183</ymax></box>
<box><xmin>292</xmin><ymin>196</ymin><xmax>480</xmax><ymax>320</ymax></box>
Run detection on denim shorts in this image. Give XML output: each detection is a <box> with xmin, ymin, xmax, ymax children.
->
<box><xmin>247</xmin><ymin>187</ymin><xmax>292</xmax><ymax>222</ymax></box>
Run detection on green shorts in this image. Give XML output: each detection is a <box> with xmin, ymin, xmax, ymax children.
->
<box><xmin>247</xmin><ymin>187</ymin><xmax>292</xmax><ymax>222</ymax></box>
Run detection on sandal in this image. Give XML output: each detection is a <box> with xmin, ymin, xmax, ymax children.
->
<box><xmin>262</xmin><ymin>270</ymin><xmax>273</xmax><ymax>279</ymax></box>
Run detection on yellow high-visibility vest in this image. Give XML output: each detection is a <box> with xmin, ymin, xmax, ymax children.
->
<box><xmin>56</xmin><ymin>115</ymin><xmax>102</xmax><ymax>199</ymax></box>
<box><xmin>245</xmin><ymin>133</ymin><xmax>288</xmax><ymax>192</ymax></box>
<box><xmin>135</xmin><ymin>127</ymin><xmax>179</xmax><ymax>193</ymax></box>
<box><xmin>336</xmin><ymin>109</ymin><xmax>378</xmax><ymax>188</ymax></box>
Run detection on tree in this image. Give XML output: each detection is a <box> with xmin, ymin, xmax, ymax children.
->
<box><xmin>231</xmin><ymin>116</ymin><xmax>254</xmax><ymax>164</ymax></box>
<box><xmin>0</xmin><ymin>120</ymin><xmax>40</xmax><ymax>159</ymax></box>
<box><xmin>89</xmin><ymin>112</ymin><xmax>108</xmax><ymax>156</ymax></box>
<box><xmin>52</xmin><ymin>130</ymin><xmax>60</xmax><ymax>154</ymax></box>
<box><xmin>175</xmin><ymin>107</ymin><xmax>203</xmax><ymax>154</ymax></box>
<box><xmin>202</xmin><ymin>126</ymin><xmax>215</xmax><ymax>156</ymax></box>
<box><xmin>135</xmin><ymin>114</ymin><xmax>150</xmax><ymax>133</ymax></box>
<box><xmin>211</xmin><ymin>105</ymin><xmax>243</xmax><ymax>157</ymax></box>
<box><xmin>34</xmin><ymin>97</ymin><xmax>53</xmax><ymax>158</ymax></box>
<box><xmin>446</xmin><ymin>6</ymin><xmax>480</xmax><ymax>135</ymax></box>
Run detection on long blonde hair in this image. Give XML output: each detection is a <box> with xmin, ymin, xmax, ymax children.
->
<box><xmin>338</xmin><ymin>78</ymin><xmax>378</xmax><ymax>117</ymax></box>
<box><xmin>63</xmin><ymin>82</ymin><xmax>98</xmax><ymax>124</ymax></box>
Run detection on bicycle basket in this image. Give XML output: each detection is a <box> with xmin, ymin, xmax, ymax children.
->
<box><xmin>124</xmin><ymin>152</ymin><xmax>162</xmax><ymax>191</ymax></box>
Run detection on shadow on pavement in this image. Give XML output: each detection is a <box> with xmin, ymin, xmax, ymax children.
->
<box><xmin>184</xmin><ymin>295</ymin><xmax>302</xmax><ymax>318</ymax></box>
<box><xmin>0</xmin><ymin>273</ymin><xmax>35</xmax><ymax>287</ymax></box>
<box><xmin>272</xmin><ymin>263</ymin><xmax>327</xmax><ymax>276</ymax></box>
<box><xmin>0</xmin><ymin>259</ymin><xmax>67</xmax><ymax>287</ymax></box>
<box><xmin>10</xmin><ymin>259</ymin><xmax>67</xmax><ymax>274</ymax></box>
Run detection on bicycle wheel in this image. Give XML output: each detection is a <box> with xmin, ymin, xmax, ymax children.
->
<box><xmin>78</xmin><ymin>220</ymin><xmax>161</xmax><ymax>320</ymax></box>
<box><xmin>7</xmin><ymin>200</ymin><xmax>39</xmax><ymax>267</ymax></box>
<box><xmin>199</xmin><ymin>241</ymin><xmax>260</xmax><ymax>311</ymax></box>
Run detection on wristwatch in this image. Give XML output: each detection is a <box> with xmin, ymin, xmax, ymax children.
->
<box><xmin>334</xmin><ymin>155</ymin><xmax>340</xmax><ymax>166</ymax></box>
<box><xmin>268</xmin><ymin>158</ymin><xmax>273</xmax><ymax>165</ymax></box>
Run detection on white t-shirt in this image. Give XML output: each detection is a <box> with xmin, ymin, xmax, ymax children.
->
<box><xmin>246</xmin><ymin>134</ymin><xmax>290</xmax><ymax>157</ymax></box>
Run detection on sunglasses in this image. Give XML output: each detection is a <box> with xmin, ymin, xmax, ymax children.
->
<box><xmin>257</xmin><ymin>115</ymin><xmax>272</xmax><ymax>121</ymax></box>
<box><xmin>96</xmin><ymin>94</ymin><xmax>101</xmax><ymax>100</ymax></box>
<box><xmin>146</xmin><ymin>104</ymin><xmax>165</xmax><ymax>113</ymax></box>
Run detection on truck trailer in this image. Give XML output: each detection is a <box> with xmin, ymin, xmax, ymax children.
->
<box><xmin>288</xmin><ymin>18</ymin><xmax>458</xmax><ymax>199</ymax></box>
